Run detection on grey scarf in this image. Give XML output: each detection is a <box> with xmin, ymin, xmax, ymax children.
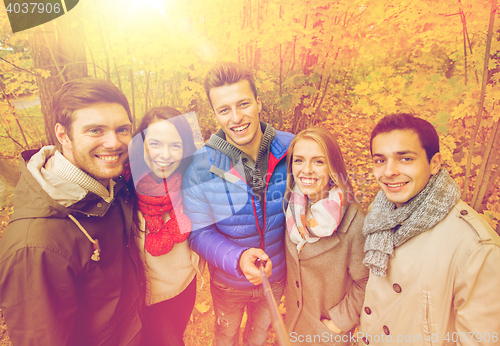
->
<box><xmin>363</xmin><ymin>168</ymin><xmax>460</xmax><ymax>276</ymax></box>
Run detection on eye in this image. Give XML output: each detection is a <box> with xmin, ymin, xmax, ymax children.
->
<box><xmin>88</xmin><ymin>128</ymin><xmax>102</xmax><ymax>134</ymax></box>
<box><xmin>219</xmin><ymin>108</ymin><xmax>229</xmax><ymax>115</ymax></box>
<box><xmin>373</xmin><ymin>158</ymin><xmax>385</xmax><ymax>164</ymax></box>
<box><xmin>148</xmin><ymin>141</ymin><xmax>160</xmax><ymax>147</ymax></box>
<box><xmin>314</xmin><ymin>160</ymin><xmax>324</xmax><ymax>165</ymax></box>
<box><xmin>400</xmin><ymin>157</ymin><xmax>413</xmax><ymax>162</ymax></box>
<box><xmin>293</xmin><ymin>158</ymin><xmax>303</xmax><ymax>163</ymax></box>
<box><xmin>171</xmin><ymin>143</ymin><xmax>183</xmax><ymax>149</ymax></box>
<box><xmin>240</xmin><ymin>102</ymin><xmax>250</xmax><ymax>107</ymax></box>
<box><xmin>118</xmin><ymin>127</ymin><xmax>131</xmax><ymax>134</ymax></box>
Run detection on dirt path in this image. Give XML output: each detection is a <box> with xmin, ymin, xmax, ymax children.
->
<box><xmin>9</xmin><ymin>96</ymin><xmax>40</xmax><ymax>110</ymax></box>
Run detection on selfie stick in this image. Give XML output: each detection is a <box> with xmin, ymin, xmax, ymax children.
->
<box><xmin>258</xmin><ymin>260</ymin><xmax>292</xmax><ymax>346</ymax></box>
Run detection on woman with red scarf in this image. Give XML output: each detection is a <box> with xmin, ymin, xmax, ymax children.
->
<box><xmin>128</xmin><ymin>107</ymin><xmax>202</xmax><ymax>346</ymax></box>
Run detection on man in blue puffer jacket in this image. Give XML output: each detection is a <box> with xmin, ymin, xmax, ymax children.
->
<box><xmin>182</xmin><ymin>62</ymin><xmax>294</xmax><ymax>346</ymax></box>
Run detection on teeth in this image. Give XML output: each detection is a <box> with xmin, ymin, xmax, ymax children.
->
<box><xmin>387</xmin><ymin>182</ymin><xmax>406</xmax><ymax>187</ymax></box>
<box><xmin>233</xmin><ymin>124</ymin><xmax>249</xmax><ymax>132</ymax></box>
<box><xmin>98</xmin><ymin>155</ymin><xmax>119</xmax><ymax>161</ymax></box>
<box><xmin>300</xmin><ymin>178</ymin><xmax>317</xmax><ymax>184</ymax></box>
<box><xmin>155</xmin><ymin>161</ymin><xmax>173</xmax><ymax>167</ymax></box>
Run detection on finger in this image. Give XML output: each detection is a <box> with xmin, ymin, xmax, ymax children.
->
<box><xmin>264</xmin><ymin>260</ymin><xmax>272</xmax><ymax>277</ymax></box>
<box><xmin>250</xmin><ymin>278</ymin><xmax>262</xmax><ymax>285</ymax></box>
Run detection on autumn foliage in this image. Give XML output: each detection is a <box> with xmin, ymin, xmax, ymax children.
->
<box><xmin>0</xmin><ymin>0</ymin><xmax>499</xmax><ymax>343</ymax></box>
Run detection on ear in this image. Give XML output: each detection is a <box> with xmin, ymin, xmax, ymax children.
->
<box><xmin>256</xmin><ymin>96</ymin><xmax>262</xmax><ymax>113</ymax></box>
<box><xmin>55</xmin><ymin>123</ymin><xmax>72</xmax><ymax>149</ymax></box>
<box><xmin>430</xmin><ymin>152</ymin><xmax>442</xmax><ymax>175</ymax></box>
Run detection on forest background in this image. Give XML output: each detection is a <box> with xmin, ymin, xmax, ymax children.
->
<box><xmin>0</xmin><ymin>0</ymin><xmax>499</xmax><ymax>344</ymax></box>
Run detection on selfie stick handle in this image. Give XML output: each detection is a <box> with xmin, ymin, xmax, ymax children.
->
<box><xmin>258</xmin><ymin>260</ymin><xmax>292</xmax><ymax>346</ymax></box>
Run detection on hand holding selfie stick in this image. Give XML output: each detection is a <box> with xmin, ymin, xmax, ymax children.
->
<box><xmin>257</xmin><ymin>260</ymin><xmax>292</xmax><ymax>346</ymax></box>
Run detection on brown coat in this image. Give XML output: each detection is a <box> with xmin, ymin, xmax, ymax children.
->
<box><xmin>285</xmin><ymin>202</ymin><xmax>369</xmax><ymax>345</ymax></box>
<box><xmin>0</xmin><ymin>148</ymin><xmax>144</xmax><ymax>346</ymax></box>
<box><xmin>358</xmin><ymin>200</ymin><xmax>500</xmax><ymax>346</ymax></box>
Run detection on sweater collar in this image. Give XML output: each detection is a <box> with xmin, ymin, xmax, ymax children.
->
<box><xmin>206</xmin><ymin>122</ymin><xmax>275</xmax><ymax>165</ymax></box>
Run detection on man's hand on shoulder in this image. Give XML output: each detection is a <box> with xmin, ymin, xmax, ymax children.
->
<box><xmin>239</xmin><ymin>248</ymin><xmax>272</xmax><ymax>285</ymax></box>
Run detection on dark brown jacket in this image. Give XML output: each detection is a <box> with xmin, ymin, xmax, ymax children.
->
<box><xmin>0</xmin><ymin>149</ymin><xmax>144</xmax><ymax>346</ymax></box>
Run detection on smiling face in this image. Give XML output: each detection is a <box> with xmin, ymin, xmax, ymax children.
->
<box><xmin>143</xmin><ymin>119</ymin><xmax>183</xmax><ymax>179</ymax></box>
<box><xmin>209</xmin><ymin>79</ymin><xmax>263</xmax><ymax>159</ymax></box>
<box><xmin>291</xmin><ymin>138</ymin><xmax>331</xmax><ymax>203</ymax></box>
<box><xmin>56</xmin><ymin>103</ymin><xmax>132</xmax><ymax>187</ymax></box>
<box><xmin>372</xmin><ymin>129</ymin><xmax>441</xmax><ymax>207</ymax></box>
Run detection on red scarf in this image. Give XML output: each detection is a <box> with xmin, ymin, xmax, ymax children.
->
<box><xmin>135</xmin><ymin>171</ymin><xmax>191</xmax><ymax>256</ymax></box>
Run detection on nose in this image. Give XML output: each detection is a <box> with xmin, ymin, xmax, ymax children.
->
<box><xmin>231</xmin><ymin>107</ymin><xmax>244</xmax><ymax>124</ymax></box>
<box><xmin>384</xmin><ymin>159</ymin><xmax>399</xmax><ymax>177</ymax></box>
<box><xmin>102</xmin><ymin>132</ymin><xmax>121</xmax><ymax>150</ymax></box>
<box><xmin>303</xmin><ymin>161</ymin><xmax>313</xmax><ymax>174</ymax></box>
<box><xmin>159</xmin><ymin>146</ymin><xmax>172</xmax><ymax>160</ymax></box>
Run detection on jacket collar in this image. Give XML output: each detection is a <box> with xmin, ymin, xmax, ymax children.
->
<box><xmin>11</xmin><ymin>148</ymin><xmax>129</xmax><ymax>222</ymax></box>
<box><xmin>207</xmin><ymin>126</ymin><xmax>289</xmax><ymax>183</ymax></box>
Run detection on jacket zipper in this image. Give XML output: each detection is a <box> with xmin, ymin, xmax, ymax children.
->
<box><xmin>250</xmin><ymin>149</ymin><xmax>286</xmax><ymax>251</ymax></box>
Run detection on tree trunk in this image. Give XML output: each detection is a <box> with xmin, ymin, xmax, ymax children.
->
<box><xmin>461</xmin><ymin>0</ymin><xmax>497</xmax><ymax>200</ymax></box>
<box><xmin>471</xmin><ymin>120</ymin><xmax>500</xmax><ymax>210</ymax></box>
<box><xmin>30</xmin><ymin>16</ymin><xmax>88</xmax><ymax>146</ymax></box>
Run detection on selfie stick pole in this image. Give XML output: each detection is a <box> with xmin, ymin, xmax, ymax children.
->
<box><xmin>258</xmin><ymin>260</ymin><xmax>292</xmax><ymax>346</ymax></box>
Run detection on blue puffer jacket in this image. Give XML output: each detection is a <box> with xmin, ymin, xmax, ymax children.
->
<box><xmin>182</xmin><ymin>130</ymin><xmax>293</xmax><ymax>289</ymax></box>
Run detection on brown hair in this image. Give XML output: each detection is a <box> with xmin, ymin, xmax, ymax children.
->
<box><xmin>285</xmin><ymin>127</ymin><xmax>354</xmax><ymax>205</ymax></box>
<box><xmin>204</xmin><ymin>62</ymin><xmax>258</xmax><ymax>107</ymax></box>
<box><xmin>51</xmin><ymin>78</ymin><xmax>131</xmax><ymax>147</ymax></box>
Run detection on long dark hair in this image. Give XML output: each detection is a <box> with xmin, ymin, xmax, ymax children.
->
<box><xmin>128</xmin><ymin>106</ymin><xmax>196</xmax><ymax>188</ymax></box>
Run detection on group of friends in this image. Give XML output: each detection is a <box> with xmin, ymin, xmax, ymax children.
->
<box><xmin>0</xmin><ymin>61</ymin><xmax>499</xmax><ymax>346</ymax></box>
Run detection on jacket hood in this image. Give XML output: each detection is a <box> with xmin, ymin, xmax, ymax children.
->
<box><xmin>10</xmin><ymin>147</ymin><xmax>128</xmax><ymax>223</ymax></box>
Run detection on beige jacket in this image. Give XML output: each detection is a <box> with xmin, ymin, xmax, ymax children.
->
<box><xmin>359</xmin><ymin>200</ymin><xmax>500</xmax><ymax>345</ymax></box>
<box><xmin>136</xmin><ymin>211</ymin><xmax>204</xmax><ymax>306</ymax></box>
<box><xmin>285</xmin><ymin>202</ymin><xmax>369</xmax><ymax>345</ymax></box>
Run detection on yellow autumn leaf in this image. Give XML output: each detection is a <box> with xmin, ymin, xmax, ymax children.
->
<box><xmin>472</xmin><ymin>156</ymin><xmax>482</xmax><ymax>166</ymax></box>
<box><xmin>36</xmin><ymin>69</ymin><xmax>51</xmax><ymax>79</ymax></box>
<box><xmin>240</xmin><ymin>311</ymin><xmax>248</xmax><ymax>328</ymax></box>
<box><xmin>195</xmin><ymin>302</ymin><xmax>210</xmax><ymax>314</ymax></box>
<box><xmin>258</xmin><ymin>80</ymin><xmax>274</xmax><ymax>93</ymax></box>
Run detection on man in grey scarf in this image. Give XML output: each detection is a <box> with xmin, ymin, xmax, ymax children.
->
<box><xmin>357</xmin><ymin>113</ymin><xmax>500</xmax><ymax>345</ymax></box>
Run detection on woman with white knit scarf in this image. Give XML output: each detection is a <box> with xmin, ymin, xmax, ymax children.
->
<box><xmin>284</xmin><ymin>127</ymin><xmax>369</xmax><ymax>345</ymax></box>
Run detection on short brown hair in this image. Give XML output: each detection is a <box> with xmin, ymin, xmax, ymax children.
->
<box><xmin>204</xmin><ymin>62</ymin><xmax>257</xmax><ymax>107</ymax></box>
<box><xmin>51</xmin><ymin>78</ymin><xmax>131</xmax><ymax>145</ymax></box>
<box><xmin>370</xmin><ymin>113</ymin><xmax>439</xmax><ymax>163</ymax></box>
